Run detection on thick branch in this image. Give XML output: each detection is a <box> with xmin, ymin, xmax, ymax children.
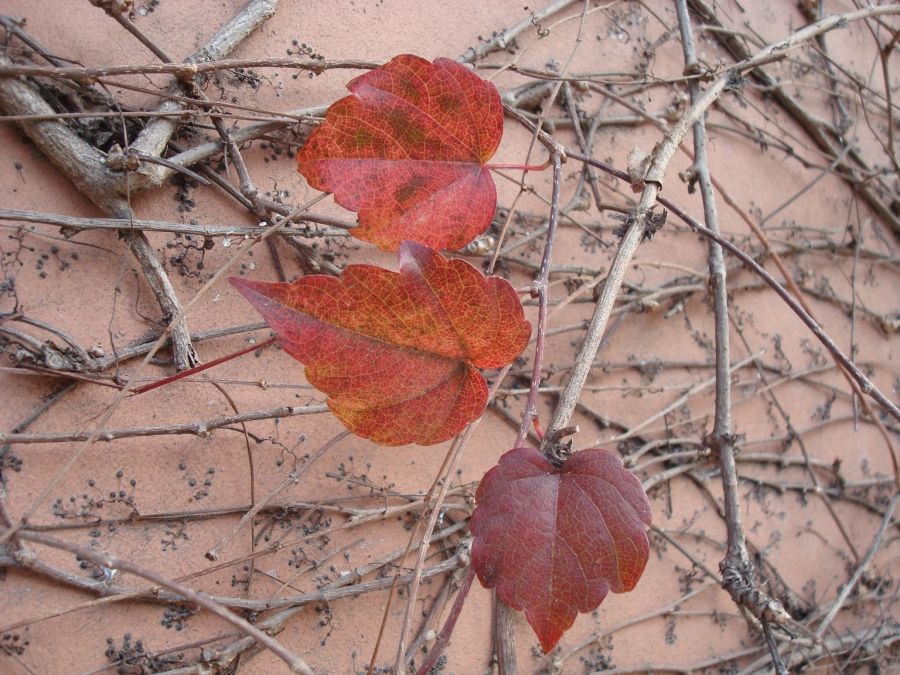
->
<box><xmin>0</xmin><ymin>51</ymin><xmax>197</xmax><ymax>370</ymax></box>
<box><xmin>127</xmin><ymin>0</ymin><xmax>279</xmax><ymax>163</ymax></box>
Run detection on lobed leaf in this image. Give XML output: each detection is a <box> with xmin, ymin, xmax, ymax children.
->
<box><xmin>297</xmin><ymin>54</ymin><xmax>503</xmax><ymax>251</ymax></box>
<box><xmin>470</xmin><ymin>447</ymin><xmax>651</xmax><ymax>652</ymax></box>
<box><xmin>230</xmin><ymin>242</ymin><xmax>530</xmax><ymax>446</ymax></box>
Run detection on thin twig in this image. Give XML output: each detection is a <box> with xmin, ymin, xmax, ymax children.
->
<box><xmin>0</xmin><ymin>404</ymin><xmax>327</xmax><ymax>444</ymax></box>
<box><xmin>568</xmin><ymin>152</ymin><xmax>900</xmax><ymax>429</ymax></box>
<box><xmin>814</xmin><ymin>493</ymin><xmax>899</xmax><ymax>637</ymax></box>
<box><xmin>0</xmin><ymin>56</ymin><xmax>376</xmax><ymax>80</ymax></box>
<box><xmin>0</xmin><ymin>208</ymin><xmax>354</xmax><ymax>237</ymax></box>
<box><xmin>205</xmin><ymin>430</ymin><xmax>349</xmax><ymax>561</ymax></box>
<box><xmin>17</xmin><ymin>530</ymin><xmax>314</xmax><ymax>674</ymax></box>
<box><xmin>458</xmin><ymin>0</ymin><xmax>580</xmax><ymax>63</ymax></box>
<box><xmin>686</xmin><ymin>0</ymin><xmax>900</xmax><ymax>236</ymax></box>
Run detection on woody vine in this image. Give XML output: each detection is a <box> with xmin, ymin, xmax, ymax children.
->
<box><xmin>1</xmin><ymin>2</ymin><xmax>899</xmax><ymax>674</ymax></box>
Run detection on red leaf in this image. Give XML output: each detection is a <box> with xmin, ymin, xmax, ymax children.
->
<box><xmin>297</xmin><ymin>54</ymin><xmax>503</xmax><ymax>252</ymax></box>
<box><xmin>471</xmin><ymin>447</ymin><xmax>651</xmax><ymax>652</ymax></box>
<box><xmin>230</xmin><ymin>242</ymin><xmax>529</xmax><ymax>446</ymax></box>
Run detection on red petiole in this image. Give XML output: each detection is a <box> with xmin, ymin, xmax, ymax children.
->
<box><xmin>131</xmin><ymin>336</ymin><xmax>277</xmax><ymax>395</ymax></box>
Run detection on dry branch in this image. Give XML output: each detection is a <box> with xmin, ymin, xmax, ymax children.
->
<box><xmin>0</xmin><ymin>404</ymin><xmax>327</xmax><ymax>444</ymax></box>
<box><xmin>2</xmin><ymin>2</ymin><xmax>899</xmax><ymax>673</ymax></box>
<box><xmin>676</xmin><ymin>6</ymin><xmax>788</xmax><ymax>671</ymax></box>
<box><xmin>687</xmin><ymin>0</ymin><xmax>900</xmax><ymax>237</ymax></box>
<box><xmin>17</xmin><ymin>530</ymin><xmax>314</xmax><ymax>674</ymax></box>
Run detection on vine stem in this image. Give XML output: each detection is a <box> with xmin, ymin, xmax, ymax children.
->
<box><xmin>0</xmin><ymin>404</ymin><xmax>328</xmax><ymax>445</ymax></box>
<box><xmin>541</xmin><ymin>185</ymin><xmax>652</xmax><ymax>439</ymax></box>
<box><xmin>543</xmin><ymin>3</ymin><xmax>900</xmax><ymax>439</ymax></box>
<box><xmin>0</xmin><ymin>58</ymin><xmax>375</xmax><ymax>80</ymax></box>
<box><xmin>676</xmin><ymin>2</ymin><xmax>787</xmax><ymax>672</ymax></box>
<box><xmin>813</xmin><ymin>493</ymin><xmax>899</xmax><ymax>637</ymax></box>
<box><xmin>205</xmin><ymin>430</ymin><xmax>350</xmax><ymax>562</ymax></box>
<box><xmin>565</xmin><ymin>151</ymin><xmax>900</xmax><ymax>431</ymax></box>
<box><xmin>488</xmin><ymin>3</ymin><xmax>591</xmax><ymax>668</ymax></box>
<box><xmin>413</xmin><ymin>565</ymin><xmax>477</xmax><ymax>675</ymax></box>
<box><xmin>391</xmin><ymin>364</ymin><xmax>513</xmax><ymax>675</ymax></box>
<box><xmin>0</xmin><ymin>194</ymin><xmax>327</xmax><ymax>546</ymax></box>
<box><xmin>458</xmin><ymin>0</ymin><xmax>579</xmax><ymax>63</ymax></box>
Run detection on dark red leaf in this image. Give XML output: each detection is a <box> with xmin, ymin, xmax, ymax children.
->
<box><xmin>296</xmin><ymin>54</ymin><xmax>503</xmax><ymax>252</ymax></box>
<box><xmin>471</xmin><ymin>447</ymin><xmax>651</xmax><ymax>652</ymax></box>
<box><xmin>230</xmin><ymin>242</ymin><xmax>529</xmax><ymax>446</ymax></box>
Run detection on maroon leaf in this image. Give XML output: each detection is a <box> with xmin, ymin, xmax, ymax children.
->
<box><xmin>470</xmin><ymin>447</ymin><xmax>651</xmax><ymax>652</ymax></box>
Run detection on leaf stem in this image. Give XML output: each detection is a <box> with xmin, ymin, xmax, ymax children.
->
<box><xmin>131</xmin><ymin>336</ymin><xmax>277</xmax><ymax>395</ymax></box>
<box><xmin>515</xmin><ymin>153</ymin><xmax>562</xmax><ymax>449</ymax></box>
<box><xmin>486</xmin><ymin>160</ymin><xmax>551</xmax><ymax>172</ymax></box>
<box><xmin>532</xmin><ymin>417</ymin><xmax>545</xmax><ymax>441</ymax></box>
<box><xmin>413</xmin><ymin>565</ymin><xmax>476</xmax><ymax>675</ymax></box>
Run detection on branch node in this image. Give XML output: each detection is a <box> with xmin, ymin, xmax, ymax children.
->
<box><xmin>89</xmin><ymin>0</ymin><xmax>133</xmax><ymax>16</ymax></box>
<box><xmin>13</xmin><ymin>546</ymin><xmax>35</xmax><ymax>565</ymax></box>
<box><xmin>540</xmin><ymin>433</ymin><xmax>575</xmax><ymax>468</ymax></box>
<box><xmin>175</xmin><ymin>64</ymin><xmax>200</xmax><ymax>80</ymax></box>
<box><xmin>105</xmin><ymin>144</ymin><xmax>141</xmax><ymax>172</ymax></box>
<box><xmin>720</xmin><ymin>558</ymin><xmax>792</xmax><ymax>626</ymax></box>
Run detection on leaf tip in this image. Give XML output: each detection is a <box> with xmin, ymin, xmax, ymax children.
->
<box><xmin>537</xmin><ymin>630</ymin><xmax>562</xmax><ymax>654</ymax></box>
<box><xmin>228</xmin><ymin>275</ymin><xmax>265</xmax><ymax>302</ymax></box>
<box><xmin>228</xmin><ymin>275</ymin><xmax>247</xmax><ymax>291</ymax></box>
<box><xmin>397</xmin><ymin>239</ymin><xmax>432</xmax><ymax>270</ymax></box>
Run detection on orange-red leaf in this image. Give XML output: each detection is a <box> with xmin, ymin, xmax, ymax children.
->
<box><xmin>471</xmin><ymin>447</ymin><xmax>651</xmax><ymax>652</ymax></box>
<box><xmin>230</xmin><ymin>242</ymin><xmax>529</xmax><ymax>446</ymax></box>
<box><xmin>296</xmin><ymin>54</ymin><xmax>503</xmax><ymax>252</ymax></box>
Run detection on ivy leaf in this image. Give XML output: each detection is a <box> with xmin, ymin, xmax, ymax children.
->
<box><xmin>230</xmin><ymin>242</ymin><xmax>529</xmax><ymax>446</ymax></box>
<box><xmin>297</xmin><ymin>54</ymin><xmax>503</xmax><ymax>252</ymax></box>
<box><xmin>471</xmin><ymin>447</ymin><xmax>652</xmax><ymax>652</ymax></box>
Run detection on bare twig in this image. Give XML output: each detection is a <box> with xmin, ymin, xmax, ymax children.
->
<box><xmin>16</xmin><ymin>530</ymin><xmax>314</xmax><ymax>674</ymax></box>
<box><xmin>0</xmin><ymin>208</ymin><xmax>355</xmax><ymax>237</ymax></box>
<box><xmin>126</xmin><ymin>0</ymin><xmax>279</xmax><ymax>164</ymax></box>
<box><xmin>676</xmin><ymin>4</ymin><xmax>788</xmax><ymax>673</ymax></box>
<box><xmin>0</xmin><ymin>56</ymin><xmax>376</xmax><ymax>80</ymax></box>
<box><xmin>458</xmin><ymin>0</ymin><xmax>580</xmax><ymax>63</ymax></box>
<box><xmin>814</xmin><ymin>493</ymin><xmax>899</xmax><ymax>637</ymax></box>
<box><xmin>205</xmin><ymin>430</ymin><xmax>349</xmax><ymax>561</ymax></box>
<box><xmin>413</xmin><ymin>565</ymin><xmax>477</xmax><ymax>675</ymax></box>
<box><xmin>0</xmin><ymin>404</ymin><xmax>327</xmax><ymax>444</ymax></box>
<box><xmin>516</xmin><ymin>153</ymin><xmax>563</xmax><ymax>448</ymax></box>
<box><xmin>393</xmin><ymin>363</ymin><xmax>513</xmax><ymax>675</ymax></box>
<box><xmin>686</xmin><ymin>0</ymin><xmax>900</xmax><ymax>236</ymax></box>
<box><xmin>0</xmin><ymin>193</ymin><xmax>326</xmax><ymax>545</ymax></box>
<box><xmin>569</xmin><ymin>153</ymin><xmax>900</xmax><ymax>428</ymax></box>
